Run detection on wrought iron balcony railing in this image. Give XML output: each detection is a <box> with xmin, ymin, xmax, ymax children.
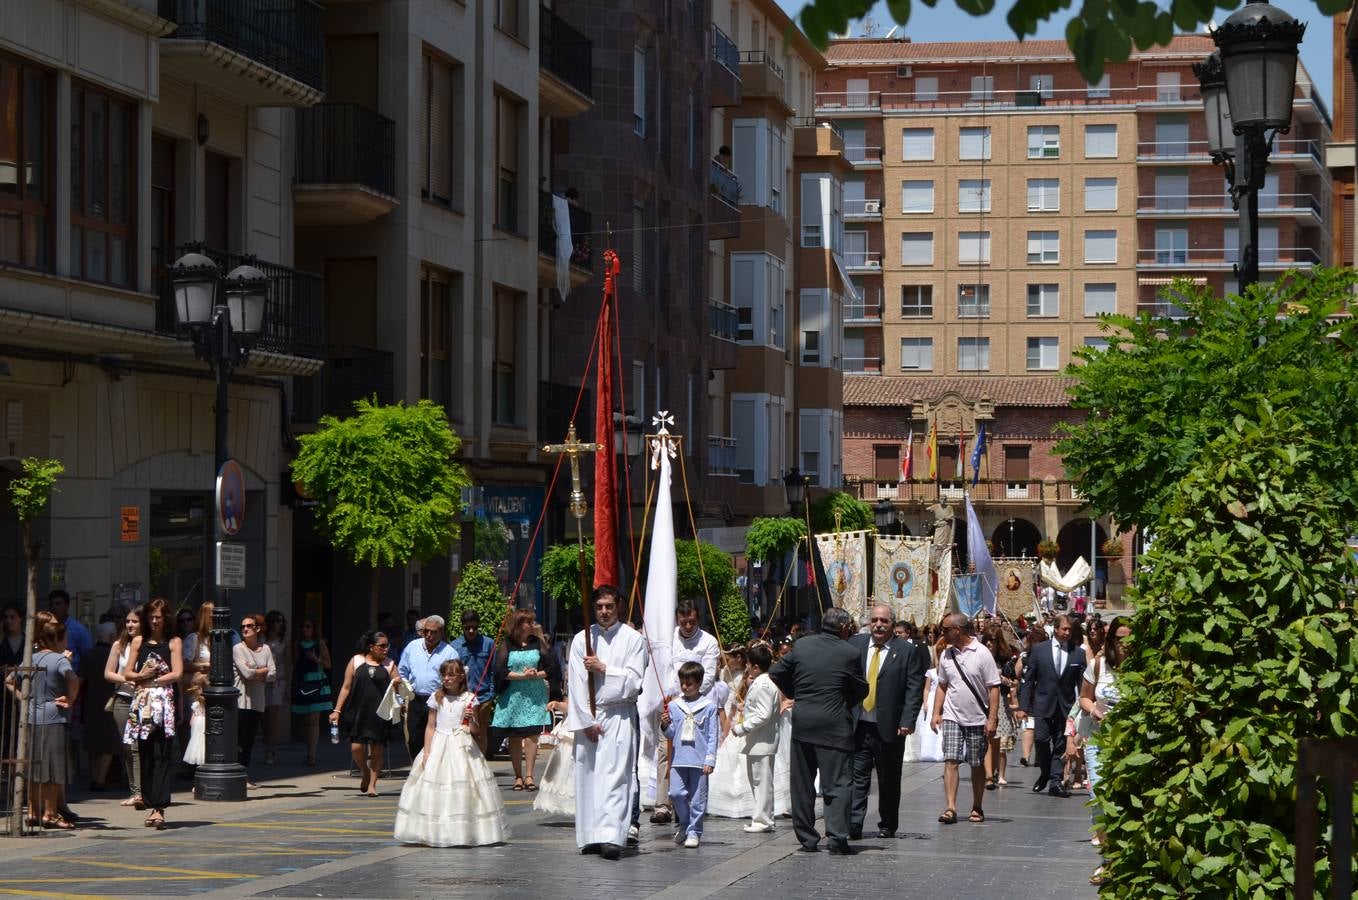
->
<box><xmin>294</xmin><ymin>104</ymin><xmax>396</xmax><ymax>197</ymax></box>
<box><xmin>158</xmin><ymin>0</ymin><xmax>324</xmax><ymax>92</ymax></box>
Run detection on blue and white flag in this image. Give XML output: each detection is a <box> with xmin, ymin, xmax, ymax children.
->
<box><xmin>965</xmin><ymin>496</ymin><xmax>998</xmax><ymax>614</ymax></box>
<box><xmin>954</xmin><ymin>573</ymin><xmax>983</xmax><ymax>618</ymax></box>
<box><xmin>970</xmin><ymin>423</ymin><xmax>987</xmax><ymax>488</ymax></box>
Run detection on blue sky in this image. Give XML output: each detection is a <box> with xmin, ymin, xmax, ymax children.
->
<box><xmin>775</xmin><ymin>0</ymin><xmax>1336</xmax><ymax>110</ymax></box>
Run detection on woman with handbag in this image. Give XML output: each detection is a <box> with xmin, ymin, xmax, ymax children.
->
<box><xmin>329</xmin><ymin>630</ymin><xmax>400</xmax><ymax>796</ymax></box>
<box><xmin>121</xmin><ymin>598</ymin><xmax>183</xmax><ymax>830</ymax></box>
<box><xmin>290</xmin><ymin>618</ymin><xmax>332</xmax><ymax>766</ymax></box>
<box><xmin>1080</xmin><ymin>615</ymin><xmax>1131</xmax><ymax>886</ymax></box>
<box><xmin>490</xmin><ymin>611</ymin><xmax>558</xmax><ymax>792</ymax></box>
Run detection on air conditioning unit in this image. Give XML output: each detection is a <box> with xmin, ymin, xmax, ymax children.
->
<box><xmin>862</xmin><ymin>199</ymin><xmax>881</xmax><ymax>214</ymax></box>
<box><xmin>896</xmin><ymin>65</ymin><xmax>912</xmax><ymax>78</ymax></box>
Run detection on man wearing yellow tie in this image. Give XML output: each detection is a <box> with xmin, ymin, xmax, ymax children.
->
<box><xmin>848</xmin><ymin>604</ymin><xmax>927</xmax><ymax>840</ymax></box>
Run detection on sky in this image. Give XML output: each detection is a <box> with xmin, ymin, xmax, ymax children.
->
<box><xmin>774</xmin><ymin>0</ymin><xmax>1337</xmax><ymax>111</ymax></box>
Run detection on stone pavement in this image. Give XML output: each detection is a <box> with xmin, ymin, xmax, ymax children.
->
<box><xmin>0</xmin><ymin>743</ymin><xmax>1101</xmax><ymax>899</ymax></box>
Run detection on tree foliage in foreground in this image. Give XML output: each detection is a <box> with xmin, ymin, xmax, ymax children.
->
<box><xmin>745</xmin><ymin>516</ymin><xmax>807</xmax><ymax>564</ymax></box>
<box><xmin>810</xmin><ymin>491</ymin><xmax>875</xmax><ymax>533</ymax></box>
<box><xmin>450</xmin><ymin>560</ymin><xmax>509</xmax><ymax>641</ymax></box>
<box><xmin>541</xmin><ymin>540</ymin><xmax>594</xmax><ymax>608</ymax></box>
<box><xmin>792</xmin><ymin>0</ymin><xmax>1347</xmax><ymax>83</ymax></box>
<box><xmin>676</xmin><ymin>539</ymin><xmax>751</xmax><ymax>645</ymax></box>
<box><xmin>1093</xmin><ymin>404</ymin><xmax>1358</xmax><ymax>897</ymax></box>
<box><xmin>1055</xmin><ymin>269</ymin><xmax>1358</xmax><ymax>532</ymax></box>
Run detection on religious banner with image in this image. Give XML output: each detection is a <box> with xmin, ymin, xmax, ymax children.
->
<box><xmin>993</xmin><ymin>557</ymin><xmax>1038</xmax><ymax>619</ymax></box>
<box><xmin>953</xmin><ymin>573</ymin><xmax>982</xmax><ymax>618</ymax></box>
<box><xmin>931</xmin><ymin>558</ymin><xmax>953</xmax><ymax>625</ymax></box>
<box><xmin>817</xmin><ymin>531</ymin><xmax>868</xmax><ymax>623</ymax></box>
<box><xmin>872</xmin><ymin>535</ymin><xmax>932</xmax><ymax>626</ymax></box>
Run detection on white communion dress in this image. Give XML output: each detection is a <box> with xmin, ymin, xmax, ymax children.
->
<box><xmin>394</xmin><ymin>692</ymin><xmax>509</xmax><ymax>847</ymax></box>
<box><xmin>533</xmin><ymin>718</ymin><xmax>575</xmax><ymax>816</ymax></box>
<box><xmin>913</xmin><ymin>670</ymin><xmax>945</xmax><ymax>763</ymax></box>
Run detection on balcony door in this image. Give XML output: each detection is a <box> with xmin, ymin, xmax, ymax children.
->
<box><xmin>325</xmin><ymin>34</ymin><xmax>378</xmax><ymax>109</ymax></box>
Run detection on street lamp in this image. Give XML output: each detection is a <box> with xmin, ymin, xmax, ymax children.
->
<box><xmin>783</xmin><ymin>467</ymin><xmax>807</xmax><ymax>515</ymax></box>
<box><xmin>168</xmin><ymin>247</ymin><xmax>268</xmax><ymax>803</ymax></box>
<box><xmin>1208</xmin><ymin>0</ymin><xmax>1306</xmax><ymax>293</ymax></box>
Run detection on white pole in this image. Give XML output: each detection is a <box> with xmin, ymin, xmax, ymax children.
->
<box><xmin>1089</xmin><ymin>516</ymin><xmax>1097</xmax><ymax>601</ymax></box>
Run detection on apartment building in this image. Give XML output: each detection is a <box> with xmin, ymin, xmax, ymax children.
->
<box><xmin>0</xmin><ymin>0</ymin><xmax>327</xmax><ymax>619</ymax></box>
<box><xmin>818</xmin><ymin>34</ymin><xmax>1332</xmax><ymax>599</ymax></box>
<box><xmin>1330</xmin><ymin>5</ymin><xmax>1356</xmax><ymax>269</ymax></box>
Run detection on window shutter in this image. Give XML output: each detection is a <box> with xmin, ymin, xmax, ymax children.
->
<box><xmin>874</xmin><ymin>445</ymin><xmax>899</xmax><ymax>481</ymax></box>
<box><xmin>1004</xmin><ymin>446</ymin><xmax>1030</xmax><ymax>482</ymax></box>
<box><xmin>428</xmin><ymin>56</ymin><xmax>452</xmax><ymax>201</ymax></box>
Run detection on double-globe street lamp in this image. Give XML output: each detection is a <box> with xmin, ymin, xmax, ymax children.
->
<box><xmin>1194</xmin><ymin>0</ymin><xmax>1305</xmax><ymax>294</ymax></box>
<box><xmin>168</xmin><ymin>248</ymin><xmax>269</xmax><ymax>802</ymax></box>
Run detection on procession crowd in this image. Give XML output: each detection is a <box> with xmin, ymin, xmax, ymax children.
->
<box><xmin>1</xmin><ymin>587</ymin><xmax>1125</xmax><ymax>886</ymax></box>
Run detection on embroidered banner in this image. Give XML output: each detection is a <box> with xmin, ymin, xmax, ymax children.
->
<box><xmin>873</xmin><ymin>535</ymin><xmax>932</xmax><ymax>626</ymax></box>
<box><xmin>953</xmin><ymin>573</ymin><xmax>982</xmax><ymax>618</ymax></box>
<box><xmin>817</xmin><ymin>530</ymin><xmax>868</xmax><ymax>622</ymax></box>
<box><xmin>931</xmin><ymin>558</ymin><xmax>953</xmax><ymax>625</ymax></box>
<box><xmin>993</xmin><ymin>558</ymin><xmax>1038</xmax><ymax>619</ymax></box>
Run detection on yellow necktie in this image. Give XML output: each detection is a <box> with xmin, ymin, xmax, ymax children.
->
<box><xmin>864</xmin><ymin>645</ymin><xmax>881</xmax><ymax>712</ymax></box>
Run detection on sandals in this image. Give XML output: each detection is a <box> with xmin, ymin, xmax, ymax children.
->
<box><xmin>512</xmin><ymin>778</ymin><xmax>526</xmax><ymax>791</ymax></box>
<box><xmin>524</xmin><ymin>779</ymin><xmax>538</xmax><ymax>792</ymax></box>
<box><xmin>42</xmin><ymin>815</ymin><xmax>74</xmax><ymax>830</ymax></box>
<box><xmin>937</xmin><ymin>808</ymin><xmax>957</xmax><ymax>824</ymax></box>
<box><xmin>985</xmin><ymin>775</ymin><xmax>998</xmax><ymax>791</ymax></box>
<box><xmin>120</xmin><ymin>796</ymin><xmax>142</xmax><ymax>807</ymax></box>
<box><xmin>969</xmin><ymin>807</ymin><xmax>986</xmax><ymax>823</ymax></box>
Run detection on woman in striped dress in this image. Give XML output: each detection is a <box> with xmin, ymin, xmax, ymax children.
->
<box><xmin>290</xmin><ymin>619</ymin><xmax>332</xmax><ymax>766</ymax></box>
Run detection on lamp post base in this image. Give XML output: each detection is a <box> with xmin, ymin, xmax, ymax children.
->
<box><xmin>193</xmin><ymin>763</ymin><xmax>248</xmax><ymax>802</ymax></box>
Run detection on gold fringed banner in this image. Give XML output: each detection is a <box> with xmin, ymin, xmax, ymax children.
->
<box><xmin>993</xmin><ymin>558</ymin><xmax>1038</xmax><ymax>619</ymax></box>
<box><xmin>931</xmin><ymin>559</ymin><xmax>953</xmax><ymax>625</ymax></box>
<box><xmin>817</xmin><ymin>530</ymin><xmax>868</xmax><ymax>623</ymax></box>
<box><xmin>873</xmin><ymin>535</ymin><xmax>932</xmax><ymax>626</ymax></box>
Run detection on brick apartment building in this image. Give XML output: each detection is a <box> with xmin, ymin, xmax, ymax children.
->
<box><xmin>1330</xmin><ymin>4</ymin><xmax>1356</xmax><ymax>269</ymax></box>
<box><xmin>815</xmin><ymin>33</ymin><xmax>1333</xmax><ymax>599</ymax></box>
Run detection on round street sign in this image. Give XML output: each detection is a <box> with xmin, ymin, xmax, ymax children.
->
<box><xmin>216</xmin><ymin>459</ymin><xmax>246</xmax><ymax>537</ymax></box>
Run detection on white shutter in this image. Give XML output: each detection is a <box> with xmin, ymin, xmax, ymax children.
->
<box><xmin>902</xmin><ymin>128</ymin><xmax>933</xmax><ymax>161</ymax></box>
<box><xmin>901</xmin><ymin>233</ymin><xmax>933</xmax><ymax>265</ymax></box>
<box><xmin>902</xmin><ymin>180</ymin><xmax>933</xmax><ymax>213</ymax></box>
<box><xmin>1083</xmin><ymin>283</ymin><xmax>1117</xmax><ymax>316</ymax></box>
<box><xmin>732</xmin><ymin>120</ymin><xmax>759</xmax><ymax>206</ymax></box>
<box><xmin>1084</xmin><ymin>124</ymin><xmax>1117</xmax><ymax>158</ymax></box>
<box><xmin>801</xmin><ymin>174</ymin><xmax>823</xmax><ymax>246</ymax></box>
<box><xmin>1084</xmin><ymin>177</ymin><xmax>1117</xmax><ymax>211</ymax></box>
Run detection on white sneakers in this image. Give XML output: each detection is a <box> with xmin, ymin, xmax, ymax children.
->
<box><xmin>683</xmin><ymin>836</ymin><xmax>700</xmax><ymax>848</ymax></box>
<box><xmin>627</xmin><ymin>824</ymin><xmax>640</xmax><ymax>843</ymax></box>
<box><xmin>743</xmin><ymin>823</ymin><xmax>774</xmax><ymax>833</ymax></box>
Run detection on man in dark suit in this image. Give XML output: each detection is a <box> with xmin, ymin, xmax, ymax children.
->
<box><xmin>848</xmin><ymin>604</ymin><xmax>927</xmax><ymax>839</ymax></box>
<box><xmin>1017</xmin><ymin>614</ymin><xmax>1087</xmax><ymax>797</ymax></box>
<box><xmin>769</xmin><ymin>606</ymin><xmax>869</xmax><ymax>854</ymax></box>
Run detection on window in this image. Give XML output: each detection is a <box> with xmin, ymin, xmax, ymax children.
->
<box><xmin>801</xmin><ymin>174</ymin><xmax>824</xmax><ymax>246</ymax></box>
<box><xmin>421</xmin><ymin>52</ymin><xmax>455</xmax><ymax>205</ymax></box>
<box><xmin>900</xmin><ymin>337</ymin><xmax>933</xmax><ymax>371</ymax></box>
<box><xmin>733</xmin><ymin>118</ymin><xmax>784</xmax><ymax>209</ymax></box>
<box><xmin>1083</xmin><ymin>337</ymin><xmax>1110</xmax><ymax>351</ymax></box>
<box><xmin>957</xmin><ymin>283</ymin><xmax>990</xmax><ymax>317</ymax></box>
<box><xmin>902</xmin><ymin>127</ymin><xmax>934</xmax><ymax>161</ymax></box>
<box><xmin>204</xmin><ymin>152</ymin><xmax>230</xmax><ymax>250</ymax></box>
<box><xmin>1156</xmin><ymin>71</ymin><xmax>1181</xmax><ymax>102</ymax></box>
<box><xmin>731</xmin><ymin>252</ymin><xmax>785</xmax><ymax>348</ymax></box>
<box><xmin>1084</xmin><ymin>229</ymin><xmax>1117</xmax><ymax>263</ymax></box>
<box><xmin>1155</xmin><ymin>114</ymin><xmax>1189</xmax><ymax>155</ymax></box>
<box><xmin>958</xmin><ymin>231</ymin><xmax>990</xmax><ymax>265</ymax></box>
<box><xmin>958</xmin><ymin>336</ymin><xmax>990</xmax><ymax>371</ymax></box>
<box><xmin>959</xmin><ymin>127</ymin><xmax>991</xmax><ymax>160</ymax></box>
<box><xmin>873</xmin><ymin>445</ymin><xmax>900</xmax><ymax>482</ymax></box>
<box><xmin>1084</xmin><ymin>124</ymin><xmax>1117</xmax><ymax>158</ymax></box>
<box><xmin>900</xmin><ymin>284</ymin><xmax>933</xmax><ymax>317</ymax></box>
<box><xmin>901</xmin><ymin>179</ymin><xmax>934</xmax><ymax>213</ymax></box>
<box><xmin>420</xmin><ymin>268</ymin><xmax>454</xmax><ymax>410</ymax></box>
<box><xmin>687</xmin><ymin>86</ymin><xmax>701</xmax><ymax>171</ymax></box>
<box><xmin>1030</xmin><ymin>74</ymin><xmax>1054</xmax><ymax>98</ymax></box>
<box><xmin>800</xmin><ymin>289</ymin><xmax>826</xmax><ymax>364</ymax></box>
<box><xmin>1154</xmin><ymin>171</ymin><xmax>1189</xmax><ymax>211</ymax></box>
<box><xmin>914</xmin><ymin>76</ymin><xmax>938</xmax><ymax>101</ymax></box>
<box><xmin>150</xmin><ymin>136</ymin><xmax>174</xmax><ymax>291</ymax></box>
<box><xmin>0</xmin><ymin>55</ymin><xmax>52</xmax><ymax>271</ymax></box>
<box><xmin>494</xmin><ymin>95</ymin><xmax>519</xmax><ymax>231</ymax></box>
<box><xmin>901</xmin><ymin>233</ymin><xmax>933</xmax><ymax>266</ymax></box>
<box><xmin>845</xmin><ymin>78</ymin><xmax>870</xmax><ymax>108</ymax></box>
<box><xmin>1087</xmin><ymin>74</ymin><xmax>1110</xmax><ymax>98</ymax></box>
<box><xmin>1026</xmin><ymin>230</ymin><xmax>1059</xmax><ymax>264</ymax></box>
<box><xmin>492</xmin><ymin>288</ymin><xmax>522</xmax><ymax>425</ymax></box>
<box><xmin>1004</xmin><ymin>445</ymin><xmax>1030</xmax><ymax>484</ymax></box>
<box><xmin>70</xmin><ymin>82</ymin><xmax>136</xmax><ymax>286</ymax></box>
<box><xmin>1155</xmin><ymin>227</ymin><xmax>1188</xmax><ymax>265</ymax></box>
<box><xmin>633</xmin><ymin>46</ymin><xmax>648</xmax><ymax>135</ymax></box>
<box><xmin>496</xmin><ymin>0</ymin><xmax>522</xmax><ymax>36</ymax></box>
<box><xmin>1083</xmin><ymin>283</ymin><xmax>1117</xmax><ymax>316</ymax></box>
<box><xmin>1027</xmin><ymin>125</ymin><xmax>1059</xmax><ymax>158</ymax></box>
<box><xmin>1026</xmin><ymin>336</ymin><xmax>1059</xmax><ymax>370</ymax></box>
<box><xmin>1084</xmin><ymin>177</ymin><xmax>1118</xmax><ymax>211</ymax></box>
<box><xmin>1027</xmin><ymin>283</ymin><xmax>1059</xmax><ymax>316</ymax></box>
<box><xmin>1027</xmin><ymin>178</ymin><xmax>1060</xmax><ymax>212</ymax></box>
<box><xmin>632</xmin><ymin>201</ymin><xmax>647</xmax><ymax>292</ymax></box>
<box><xmin>958</xmin><ymin>179</ymin><xmax>991</xmax><ymax>213</ymax></box>
<box><xmin>970</xmin><ymin>75</ymin><xmax>994</xmax><ymax>100</ymax></box>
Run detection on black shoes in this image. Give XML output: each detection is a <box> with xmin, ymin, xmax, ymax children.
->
<box><xmin>1031</xmin><ymin>777</ymin><xmax>1049</xmax><ymax>793</ymax></box>
<box><xmin>877</xmin><ymin>829</ymin><xmax>895</xmax><ymax>839</ymax></box>
<box><xmin>1049</xmin><ymin>784</ymin><xmax>1072</xmax><ymax>798</ymax></box>
<box><xmin>581</xmin><ymin>844</ymin><xmax>602</xmax><ymax>855</ymax></box>
<box><xmin>797</xmin><ymin>843</ymin><xmax>820</xmax><ymax>852</ymax></box>
<box><xmin>600</xmin><ymin>843</ymin><xmax>623</xmax><ymax>860</ymax></box>
<box><xmin>848</xmin><ymin>829</ymin><xmax>863</xmax><ymax>840</ymax></box>
<box><xmin>828</xmin><ymin>840</ymin><xmax>857</xmax><ymax>856</ymax></box>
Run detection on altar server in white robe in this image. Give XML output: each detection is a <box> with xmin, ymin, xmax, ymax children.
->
<box><xmin>565</xmin><ymin>584</ymin><xmax>649</xmax><ymax>860</ymax></box>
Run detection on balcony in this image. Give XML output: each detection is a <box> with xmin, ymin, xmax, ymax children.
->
<box><xmin>738</xmin><ymin>51</ymin><xmax>788</xmax><ymax>110</ymax></box>
<box><xmin>1135</xmin><ymin>246</ymin><xmax>1321</xmax><ymax>270</ymax></box>
<box><xmin>705</xmin><ymin>300</ymin><xmax>740</xmax><ymax>370</ymax></box>
<box><xmin>843</xmin><ymin>197</ymin><xmax>882</xmax><ymax>220</ymax></box>
<box><xmin>706</xmin><ymin>435</ymin><xmax>739</xmax><ymax>477</ymax></box>
<box><xmin>155</xmin><ymin>246</ymin><xmax>324</xmax><ymax>367</ymax></box>
<box><xmin>843</xmin><ymin>291</ymin><xmax>881</xmax><ymax>323</ymax></box>
<box><xmin>855</xmin><ymin>478</ymin><xmax>1086</xmax><ymax>506</ymax></box>
<box><xmin>843</xmin><ymin>356</ymin><xmax>883</xmax><ymax>374</ymax></box>
<box><xmin>815</xmin><ymin>90</ymin><xmax>882</xmax><ymax>114</ymax></box>
<box><xmin>539</xmin><ymin>6</ymin><xmax>593</xmax><ymax>118</ymax></box>
<box><xmin>538</xmin><ymin>191</ymin><xmax>594</xmax><ymax>289</ymax></box>
<box><xmin>1136</xmin><ymin>138</ymin><xmax>1322</xmax><ymax>171</ymax></box>
<box><xmin>157</xmin><ymin>0</ymin><xmax>324</xmax><ymax>107</ymax></box>
<box><xmin>843</xmin><ymin>145</ymin><xmax>883</xmax><ymax>168</ymax></box>
<box><xmin>708</xmin><ymin>24</ymin><xmax>741</xmax><ymax>108</ymax></box>
<box><xmin>843</xmin><ymin>250</ymin><xmax>882</xmax><ymax>273</ymax></box>
<box><xmin>1136</xmin><ymin>192</ymin><xmax>1322</xmax><ymax>224</ymax></box>
<box><xmin>292</xmin><ymin>345</ymin><xmax>394</xmax><ymax>424</ymax></box>
<box><xmin>293</xmin><ymin>104</ymin><xmax>398</xmax><ymax>226</ymax></box>
<box><xmin>708</xmin><ymin>160</ymin><xmax>741</xmax><ymax>240</ymax></box>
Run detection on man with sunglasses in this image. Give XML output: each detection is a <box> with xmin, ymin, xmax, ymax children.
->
<box><xmin>397</xmin><ymin>616</ymin><xmax>457</xmax><ymax>760</ymax></box>
<box><xmin>451</xmin><ymin>610</ymin><xmax>496</xmax><ymax>755</ymax></box>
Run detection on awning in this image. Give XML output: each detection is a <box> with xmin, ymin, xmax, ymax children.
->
<box><xmin>1138</xmin><ymin>275</ymin><xmax>1208</xmax><ymax>286</ymax></box>
<box><xmin>832</xmin><ymin>254</ymin><xmax>862</xmax><ymax>301</ymax></box>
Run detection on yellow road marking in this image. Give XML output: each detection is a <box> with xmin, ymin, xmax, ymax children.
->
<box><xmin>27</xmin><ymin>858</ymin><xmax>251</xmax><ymax>880</ymax></box>
<box><xmin>0</xmin><ymin>877</ymin><xmax>232</xmax><ymax>885</ymax></box>
<box><xmin>217</xmin><ymin>822</ymin><xmax>393</xmax><ymax>837</ymax></box>
<box><xmin>0</xmin><ymin>889</ymin><xmax>112</xmax><ymax>899</ymax></box>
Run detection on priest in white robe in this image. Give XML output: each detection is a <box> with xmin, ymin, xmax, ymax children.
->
<box><xmin>565</xmin><ymin>584</ymin><xmax>649</xmax><ymax>859</ymax></box>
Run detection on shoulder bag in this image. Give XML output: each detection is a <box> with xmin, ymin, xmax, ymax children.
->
<box><xmin>946</xmin><ymin>648</ymin><xmax>990</xmax><ymax>716</ymax></box>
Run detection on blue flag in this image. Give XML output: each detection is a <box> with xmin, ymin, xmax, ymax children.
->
<box><xmin>970</xmin><ymin>423</ymin><xmax>987</xmax><ymax>487</ymax></box>
<box><xmin>954</xmin><ymin>573</ymin><xmax>983</xmax><ymax>618</ymax></box>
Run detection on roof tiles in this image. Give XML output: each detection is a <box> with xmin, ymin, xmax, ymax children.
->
<box><xmin>843</xmin><ymin>375</ymin><xmax>1077</xmax><ymax>407</ymax></box>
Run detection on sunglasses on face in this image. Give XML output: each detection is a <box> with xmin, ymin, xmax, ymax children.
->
<box><xmin>241</xmin><ymin>623</ymin><xmax>258</xmax><ymax>631</ymax></box>
<box><xmin>374</xmin><ymin>643</ymin><xmax>390</xmax><ymax>650</ymax></box>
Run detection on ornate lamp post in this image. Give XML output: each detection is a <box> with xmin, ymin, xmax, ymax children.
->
<box><xmin>1207</xmin><ymin>0</ymin><xmax>1305</xmax><ymax>293</ymax></box>
<box><xmin>783</xmin><ymin>467</ymin><xmax>807</xmax><ymax>516</ymax></box>
<box><xmin>168</xmin><ymin>248</ymin><xmax>268</xmax><ymax>802</ymax></box>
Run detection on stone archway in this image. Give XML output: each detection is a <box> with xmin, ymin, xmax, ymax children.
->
<box><xmin>992</xmin><ymin>517</ymin><xmax>1041</xmax><ymax>559</ymax></box>
<box><xmin>1055</xmin><ymin>518</ymin><xmax>1107</xmax><ymax>574</ymax></box>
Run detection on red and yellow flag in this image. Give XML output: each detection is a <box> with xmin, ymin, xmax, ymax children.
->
<box><xmin>925</xmin><ymin>419</ymin><xmax>938</xmax><ymax>480</ymax></box>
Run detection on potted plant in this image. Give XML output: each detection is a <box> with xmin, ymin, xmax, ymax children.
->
<box><xmin>1037</xmin><ymin>538</ymin><xmax>1060</xmax><ymax>561</ymax></box>
<box><xmin>1100</xmin><ymin>538</ymin><xmax>1123</xmax><ymax>558</ymax></box>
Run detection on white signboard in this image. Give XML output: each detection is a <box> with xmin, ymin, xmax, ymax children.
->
<box><xmin>216</xmin><ymin>541</ymin><xmax>246</xmax><ymax>590</ymax></box>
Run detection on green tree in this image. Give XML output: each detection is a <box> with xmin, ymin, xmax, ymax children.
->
<box><xmin>810</xmin><ymin>491</ymin><xmax>875</xmax><ymax>533</ymax></box>
<box><xmin>745</xmin><ymin>516</ymin><xmax>807</xmax><ymax>564</ymax></box>
<box><xmin>792</xmin><ymin>0</ymin><xmax>1346</xmax><ymax>83</ymax></box>
<box><xmin>1092</xmin><ymin>405</ymin><xmax>1358</xmax><ymax>897</ymax></box>
<box><xmin>291</xmin><ymin>399</ymin><xmax>471</xmax><ymax>619</ymax></box>
<box><xmin>1055</xmin><ymin>270</ymin><xmax>1358</xmax><ymax>532</ymax></box>
<box><xmin>6</xmin><ymin>456</ymin><xmax>63</xmax><ymax>835</ymax></box>
<box><xmin>676</xmin><ymin>539</ymin><xmax>750</xmax><ymax>645</ymax></box>
<box><xmin>541</xmin><ymin>541</ymin><xmax>594</xmax><ymax>608</ymax></box>
<box><xmin>473</xmin><ymin>517</ymin><xmax>510</xmax><ymax>563</ymax></box>
<box><xmin>450</xmin><ymin>560</ymin><xmax>510</xmax><ymax>641</ymax></box>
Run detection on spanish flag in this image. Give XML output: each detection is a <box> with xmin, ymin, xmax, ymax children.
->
<box><xmin>926</xmin><ymin>420</ymin><xmax>938</xmax><ymax>480</ymax></box>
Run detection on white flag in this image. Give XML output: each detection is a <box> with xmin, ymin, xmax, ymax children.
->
<box><xmin>965</xmin><ymin>495</ymin><xmax>998</xmax><ymax>614</ymax></box>
<box><xmin>638</xmin><ymin>429</ymin><xmax>677</xmax><ymax>718</ymax></box>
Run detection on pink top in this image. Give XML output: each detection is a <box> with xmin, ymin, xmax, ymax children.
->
<box><xmin>935</xmin><ymin>638</ymin><xmax>1001</xmax><ymax>727</ymax></box>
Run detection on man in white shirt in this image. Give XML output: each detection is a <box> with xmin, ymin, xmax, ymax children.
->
<box><xmin>566</xmin><ymin>585</ymin><xmax>648</xmax><ymax>860</ymax></box>
<box><xmin>931</xmin><ymin>613</ymin><xmax>1001</xmax><ymax>824</ymax></box>
<box><xmin>650</xmin><ymin>598</ymin><xmax>720</xmax><ymax>824</ymax></box>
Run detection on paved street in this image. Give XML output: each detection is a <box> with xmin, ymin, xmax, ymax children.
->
<box><xmin>0</xmin><ymin>744</ymin><xmax>1100</xmax><ymax>899</ymax></box>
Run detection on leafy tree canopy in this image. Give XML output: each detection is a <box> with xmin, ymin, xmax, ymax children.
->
<box><xmin>792</xmin><ymin>0</ymin><xmax>1347</xmax><ymax>83</ymax></box>
<box><xmin>1054</xmin><ymin>270</ymin><xmax>1358</xmax><ymax>532</ymax></box>
<box><xmin>450</xmin><ymin>560</ymin><xmax>510</xmax><ymax>641</ymax></box>
<box><xmin>811</xmin><ymin>491</ymin><xmax>875</xmax><ymax>533</ymax></box>
<box><xmin>8</xmin><ymin>457</ymin><xmax>63</xmax><ymax>523</ymax></box>
<box><xmin>541</xmin><ymin>541</ymin><xmax>594</xmax><ymax>608</ymax></box>
<box><xmin>675</xmin><ymin>539</ymin><xmax>751</xmax><ymax>645</ymax></box>
<box><xmin>291</xmin><ymin>399</ymin><xmax>471</xmax><ymax>568</ymax></box>
<box><xmin>746</xmin><ymin>516</ymin><xmax>807</xmax><ymax>564</ymax></box>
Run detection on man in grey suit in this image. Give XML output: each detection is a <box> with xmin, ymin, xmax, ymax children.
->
<box><xmin>769</xmin><ymin>607</ymin><xmax>869</xmax><ymax>854</ymax></box>
<box><xmin>1017</xmin><ymin>614</ymin><xmax>1087</xmax><ymax>797</ymax></box>
<box><xmin>848</xmin><ymin>604</ymin><xmax>927</xmax><ymax>839</ymax></box>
